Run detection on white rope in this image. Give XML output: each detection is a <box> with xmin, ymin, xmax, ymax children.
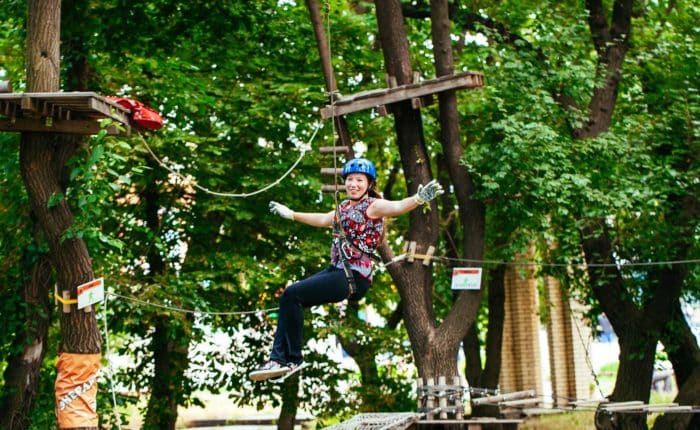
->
<box><xmin>107</xmin><ymin>291</ymin><xmax>278</xmax><ymax>316</ymax></box>
<box><xmin>137</xmin><ymin>123</ymin><xmax>321</xmax><ymax>198</ymax></box>
<box><xmin>102</xmin><ymin>294</ymin><xmax>123</xmax><ymax>429</ymax></box>
<box><xmin>391</xmin><ymin>254</ymin><xmax>700</xmax><ymax>269</ymax></box>
<box><xmin>567</xmin><ymin>299</ymin><xmax>606</xmax><ymax>399</ymax></box>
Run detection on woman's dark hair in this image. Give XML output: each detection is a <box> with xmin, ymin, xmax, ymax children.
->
<box><xmin>368</xmin><ymin>180</ymin><xmax>381</xmax><ymax>198</ymax></box>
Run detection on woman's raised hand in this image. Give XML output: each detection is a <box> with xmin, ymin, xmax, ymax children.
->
<box><xmin>269</xmin><ymin>201</ymin><xmax>294</xmax><ymax>220</ymax></box>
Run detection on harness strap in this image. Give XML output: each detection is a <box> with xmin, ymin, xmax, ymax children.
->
<box><xmin>333</xmin><ymin>198</ymin><xmax>359</xmax><ymax>299</ymax></box>
<box><xmin>340</xmin><ymin>259</ymin><xmax>357</xmax><ymax>299</ymax></box>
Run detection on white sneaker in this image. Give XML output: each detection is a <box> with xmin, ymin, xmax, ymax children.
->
<box><xmin>249</xmin><ymin>360</ymin><xmax>290</xmax><ymax>381</ymax></box>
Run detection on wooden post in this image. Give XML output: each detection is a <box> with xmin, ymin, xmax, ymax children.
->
<box><xmin>426</xmin><ymin>377</ymin><xmax>435</xmax><ymax>420</ymax></box>
<box><xmin>454</xmin><ymin>375</ymin><xmax>463</xmax><ymax>418</ymax></box>
<box><xmin>304</xmin><ymin>0</ymin><xmax>353</xmax><ymax>150</ymax></box>
<box><xmin>423</xmin><ymin>245</ymin><xmax>435</xmax><ymax>266</ymax></box>
<box><xmin>438</xmin><ymin>376</ymin><xmax>447</xmax><ymax>419</ymax></box>
<box><xmin>417</xmin><ymin>377</ymin><xmax>423</xmax><ymax>412</ymax></box>
<box><xmin>407</xmin><ymin>241</ymin><xmax>417</xmax><ymax>262</ymax></box>
<box><xmin>62</xmin><ymin>290</ymin><xmax>71</xmax><ymax>313</ymax></box>
<box><xmin>0</xmin><ymin>80</ymin><xmax>11</xmax><ymax>93</ymax></box>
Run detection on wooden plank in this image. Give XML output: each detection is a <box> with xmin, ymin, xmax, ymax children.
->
<box><xmin>319</xmin><ymin>145</ymin><xmax>350</xmax><ymax>154</ymax></box>
<box><xmin>0</xmin><ymin>118</ymin><xmax>123</xmax><ymax>135</ymax></box>
<box><xmin>88</xmin><ymin>96</ymin><xmax>131</xmax><ymax>124</ymax></box>
<box><xmin>419</xmin><ymin>419</ymin><xmax>523</xmax><ymax>424</ymax></box>
<box><xmin>320</xmin><ymin>167</ymin><xmax>343</xmax><ymax>176</ymax></box>
<box><xmin>321</xmin><ymin>71</ymin><xmax>484</xmax><ymax>119</ymax></box>
<box><xmin>499</xmin><ymin>398</ymin><xmax>541</xmax><ymax>407</ymax></box>
<box><xmin>321</xmin><ymin>184</ymin><xmax>346</xmax><ymax>193</ymax></box>
<box><xmin>0</xmin><ymin>92</ymin><xmax>134</xmax><ymax>135</ymax></box>
<box><xmin>471</xmin><ymin>389</ymin><xmax>536</xmax><ymax>405</ymax></box>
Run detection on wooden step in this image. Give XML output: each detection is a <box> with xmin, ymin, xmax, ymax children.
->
<box><xmin>320</xmin><ymin>167</ymin><xmax>343</xmax><ymax>176</ymax></box>
<box><xmin>319</xmin><ymin>146</ymin><xmax>351</xmax><ymax>155</ymax></box>
<box><xmin>321</xmin><ymin>184</ymin><xmax>346</xmax><ymax>193</ymax></box>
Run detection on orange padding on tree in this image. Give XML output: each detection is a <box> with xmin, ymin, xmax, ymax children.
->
<box><xmin>55</xmin><ymin>352</ymin><xmax>100</xmax><ymax>429</ymax></box>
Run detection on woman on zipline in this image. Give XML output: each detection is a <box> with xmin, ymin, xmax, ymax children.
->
<box><xmin>250</xmin><ymin>158</ymin><xmax>444</xmax><ymax>381</ymax></box>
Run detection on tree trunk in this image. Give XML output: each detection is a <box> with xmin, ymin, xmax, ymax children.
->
<box><xmin>278</xmin><ymin>374</ymin><xmax>301</xmax><ymax>430</ymax></box>
<box><xmin>143</xmin><ymin>316</ymin><xmax>193</xmax><ymax>429</ymax></box>
<box><xmin>337</xmin><ymin>301</ymin><xmax>384</xmax><ymax>410</ymax></box>
<box><xmin>0</xmin><ymin>253</ymin><xmax>53</xmax><ymax>430</ymax></box>
<box><xmin>652</xmin><ymin>301</ymin><xmax>700</xmax><ymax>430</ymax></box>
<box><xmin>574</xmin><ymin>0</ymin><xmax>633</xmax><ymax>138</ymax></box>
<box><xmin>374</xmin><ymin>0</ymin><xmax>448</xmax><ymax>379</ymax></box>
<box><xmin>430</xmin><ymin>0</ymin><xmax>496</xmax><ymax>396</ymax></box>
<box><xmin>22</xmin><ymin>1</ymin><xmax>102</xmax><ymax>428</ymax></box>
<box><xmin>580</xmin><ymin>221</ymin><xmax>691</xmax><ymax>430</ymax></box>
<box><xmin>142</xmin><ymin>165</ymin><xmax>193</xmax><ymax>430</ymax></box>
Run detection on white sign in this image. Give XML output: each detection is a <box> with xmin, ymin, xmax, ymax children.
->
<box><xmin>451</xmin><ymin>268</ymin><xmax>482</xmax><ymax>290</ymax></box>
<box><xmin>77</xmin><ymin>278</ymin><xmax>104</xmax><ymax>309</ymax></box>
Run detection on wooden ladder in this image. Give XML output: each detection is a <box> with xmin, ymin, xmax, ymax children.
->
<box><xmin>319</xmin><ymin>144</ymin><xmax>351</xmax><ymax>193</ymax></box>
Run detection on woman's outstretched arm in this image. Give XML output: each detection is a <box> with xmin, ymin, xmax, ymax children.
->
<box><xmin>367</xmin><ymin>179</ymin><xmax>444</xmax><ymax>219</ymax></box>
<box><xmin>269</xmin><ymin>201</ymin><xmax>334</xmax><ymax>227</ymax></box>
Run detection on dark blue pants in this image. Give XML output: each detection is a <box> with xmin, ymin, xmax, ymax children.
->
<box><xmin>270</xmin><ymin>266</ymin><xmax>370</xmax><ymax>365</ymax></box>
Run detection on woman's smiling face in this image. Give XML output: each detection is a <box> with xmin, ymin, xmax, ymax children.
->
<box><xmin>345</xmin><ymin>173</ymin><xmax>370</xmax><ymax>200</ymax></box>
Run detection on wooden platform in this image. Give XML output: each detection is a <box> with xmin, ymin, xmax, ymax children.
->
<box><xmin>0</xmin><ymin>92</ymin><xmax>132</xmax><ymax>135</ymax></box>
<box><xmin>320</xmin><ymin>71</ymin><xmax>484</xmax><ymax>119</ymax></box>
<box><xmin>418</xmin><ymin>418</ymin><xmax>522</xmax><ymax>429</ymax></box>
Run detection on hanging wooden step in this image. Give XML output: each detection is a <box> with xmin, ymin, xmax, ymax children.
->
<box><xmin>320</xmin><ymin>167</ymin><xmax>343</xmax><ymax>176</ymax></box>
<box><xmin>321</xmin><ymin>184</ymin><xmax>346</xmax><ymax>193</ymax></box>
<box><xmin>0</xmin><ymin>91</ymin><xmax>132</xmax><ymax>135</ymax></box>
<box><xmin>319</xmin><ymin>145</ymin><xmax>351</xmax><ymax>155</ymax></box>
<box><xmin>320</xmin><ymin>71</ymin><xmax>483</xmax><ymax>119</ymax></box>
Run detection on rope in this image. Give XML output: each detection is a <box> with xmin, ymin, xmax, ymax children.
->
<box><xmin>567</xmin><ymin>299</ymin><xmax>606</xmax><ymax>399</ymax></box>
<box><xmin>107</xmin><ymin>291</ymin><xmax>278</xmax><ymax>316</ymax></box>
<box><xmin>102</xmin><ymin>293</ymin><xmax>124</xmax><ymax>429</ymax></box>
<box><xmin>137</xmin><ymin>123</ymin><xmax>320</xmax><ymax>198</ymax></box>
<box><xmin>379</xmin><ymin>253</ymin><xmax>700</xmax><ymax>269</ymax></box>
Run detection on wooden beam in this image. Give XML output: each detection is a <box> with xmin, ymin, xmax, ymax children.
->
<box><xmin>321</xmin><ymin>71</ymin><xmax>483</xmax><ymax>119</ymax></box>
<box><xmin>88</xmin><ymin>96</ymin><xmax>131</xmax><ymax>125</ymax></box>
<box><xmin>0</xmin><ymin>118</ymin><xmax>123</xmax><ymax>135</ymax></box>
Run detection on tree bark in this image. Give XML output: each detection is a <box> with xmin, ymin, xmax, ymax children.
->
<box><xmin>143</xmin><ymin>316</ymin><xmax>192</xmax><ymax>430</ymax></box>
<box><xmin>431</xmin><ymin>0</ymin><xmax>497</xmax><ymax>395</ymax></box>
<box><xmin>574</xmin><ymin>0</ymin><xmax>633</xmax><ymax>138</ymax></box>
<box><xmin>580</xmin><ymin>220</ymin><xmax>689</xmax><ymax>430</ymax></box>
<box><xmin>375</xmin><ymin>0</ymin><xmax>447</xmax><ymax>379</ymax></box>
<box><xmin>0</xmin><ymin>253</ymin><xmax>53</xmax><ymax>430</ymax></box>
<box><xmin>22</xmin><ymin>2</ymin><xmax>101</xmax><ymax>428</ymax></box>
<box><xmin>653</xmin><ymin>301</ymin><xmax>700</xmax><ymax>430</ymax></box>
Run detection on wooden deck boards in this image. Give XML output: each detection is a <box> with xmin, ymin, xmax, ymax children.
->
<box><xmin>0</xmin><ymin>92</ymin><xmax>132</xmax><ymax>135</ymax></box>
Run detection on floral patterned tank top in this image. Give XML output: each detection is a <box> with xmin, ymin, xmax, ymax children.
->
<box><xmin>331</xmin><ymin>197</ymin><xmax>384</xmax><ymax>281</ymax></box>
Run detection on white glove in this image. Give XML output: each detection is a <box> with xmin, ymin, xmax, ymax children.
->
<box><xmin>269</xmin><ymin>201</ymin><xmax>294</xmax><ymax>220</ymax></box>
<box><xmin>413</xmin><ymin>179</ymin><xmax>445</xmax><ymax>205</ymax></box>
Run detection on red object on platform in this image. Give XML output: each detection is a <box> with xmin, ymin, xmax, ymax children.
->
<box><xmin>107</xmin><ymin>97</ymin><xmax>163</xmax><ymax>130</ymax></box>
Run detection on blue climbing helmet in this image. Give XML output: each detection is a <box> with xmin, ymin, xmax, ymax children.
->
<box><xmin>342</xmin><ymin>158</ymin><xmax>377</xmax><ymax>181</ymax></box>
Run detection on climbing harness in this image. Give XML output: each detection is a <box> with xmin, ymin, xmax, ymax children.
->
<box><xmin>332</xmin><ymin>198</ymin><xmax>359</xmax><ymax>299</ymax></box>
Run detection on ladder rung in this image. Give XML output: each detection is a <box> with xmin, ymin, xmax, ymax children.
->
<box><xmin>319</xmin><ymin>146</ymin><xmax>350</xmax><ymax>155</ymax></box>
<box><xmin>320</xmin><ymin>167</ymin><xmax>343</xmax><ymax>176</ymax></box>
<box><xmin>321</xmin><ymin>184</ymin><xmax>346</xmax><ymax>193</ymax></box>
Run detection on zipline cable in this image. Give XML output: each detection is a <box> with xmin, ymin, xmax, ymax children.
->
<box><xmin>137</xmin><ymin>122</ymin><xmax>321</xmax><ymax>198</ymax></box>
<box><xmin>107</xmin><ymin>291</ymin><xmax>279</xmax><ymax>316</ymax></box>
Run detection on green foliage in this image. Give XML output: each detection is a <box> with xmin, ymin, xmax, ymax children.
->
<box><xmin>2</xmin><ymin>0</ymin><xmax>698</xmax><ymax>425</ymax></box>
